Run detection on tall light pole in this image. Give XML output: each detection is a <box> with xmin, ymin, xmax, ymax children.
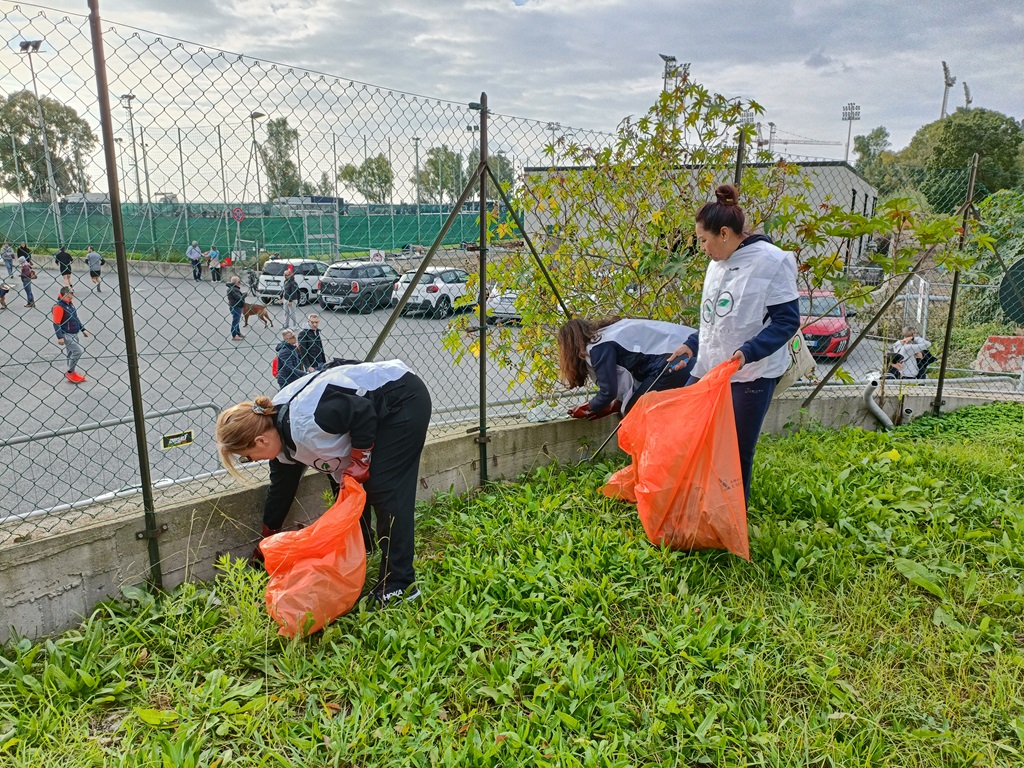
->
<box><xmin>842</xmin><ymin>102</ymin><xmax>860</xmax><ymax>163</ymax></box>
<box><xmin>19</xmin><ymin>40</ymin><xmax>64</xmax><ymax>247</ymax></box>
<box><xmin>412</xmin><ymin>136</ymin><xmax>421</xmax><ymax>243</ymax></box>
<box><xmin>120</xmin><ymin>94</ymin><xmax>142</xmax><ymax>204</ymax></box>
<box><xmin>248</xmin><ymin>111</ymin><xmax>265</xmax><ymax>209</ymax></box>
<box><xmin>940</xmin><ymin>61</ymin><xmax>956</xmax><ymax>119</ymax></box>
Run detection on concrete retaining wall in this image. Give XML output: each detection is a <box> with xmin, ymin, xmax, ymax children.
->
<box><xmin>0</xmin><ymin>386</ymin><xmax>1007</xmax><ymax>644</ymax></box>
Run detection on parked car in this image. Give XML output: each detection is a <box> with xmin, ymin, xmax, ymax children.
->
<box><xmin>258</xmin><ymin>258</ymin><xmax>327</xmax><ymax>306</ymax></box>
<box><xmin>393</xmin><ymin>267</ymin><xmax>472</xmax><ymax>318</ymax></box>
<box><xmin>318</xmin><ymin>260</ymin><xmax>400</xmax><ymax>313</ymax></box>
<box><xmin>799</xmin><ymin>290</ymin><xmax>855</xmax><ymax>359</ymax></box>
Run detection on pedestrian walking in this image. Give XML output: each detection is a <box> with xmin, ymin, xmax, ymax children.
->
<box><xmin>282</xmin><ymin>266</ymin><xmax>299</xmax><ymax>328</ymax></box>
<box><xmin>298</xmin><ymin>313</ymin><xmax>327</xmax><ymax>372</ymax></box>
<box><xmin>17</xmin><ymin>243</ymin><xmax>31</xmax><ymax>264</ymax></box>
<box><xmin>1</xmin><ymin>242</ymin><xmax>14</xmax><ymax>278</ymax></box>
<box><xmin>52</xmin><ymin>286</ymin><xmax>90</xmax><ymax>383</ymax></box>
<box><xmin>227</xmin><ymin>275</ymin><xmax>245</xmax><ymax>341</ymax></box>
<box><xmin>18</xmin><ymin>255</ymin><xmax>35</xmax><ymax>307</ymax></box>
<box><xmin>215</xmin><ymin>359</ymin><xmax>432</xmax><ymax>607</ymax></box>
<box><xmin>207</xmin><ymin>245</ymin><xmax>222</xmax><ymax>282</ymax></box>
<box><xmin>274</xmin><ymin>329</ymin><xmax>304</xmax><ymax>387</ymax></box>
<box><xmin>54</xmin><ymin>245</ymin><xmax>73</xmax><ymax>289</ymax></box>
<box><xmin>85</xmin><ymin>246</ymin><xmax>104</xmax><ymax>292</ymax></box>
<box><xmin>186</xmin><ymin>240</ymin><xmax>203</xmax><ymax>281</ymax></box>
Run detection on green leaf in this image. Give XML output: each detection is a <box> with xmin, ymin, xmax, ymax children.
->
<box><xmin>136</xmin><ymin>708</ymin><xmax>179</xmax><ymax>728</ymax></box>
<box><xmin>894</xmin><ymin>558</ymin><xmax>946</xmax><ymax>599</ymax></box>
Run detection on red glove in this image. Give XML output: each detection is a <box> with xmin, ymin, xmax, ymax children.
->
<box><xmin>568</xmin><ymin>403</ymin><xmax>592</xmax><ymax>419</ymax></box>
<box><xmin>343</xmin><ymin>445</ymin><xmax>372</xmax><ymax>484</ymax></box>
<box><xmin>587</xmin><ymin>400</ymin><xmax>621</xmax><ymax>420</ymax></box>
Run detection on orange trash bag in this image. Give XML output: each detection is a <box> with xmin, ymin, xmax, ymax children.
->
<box><xmin>602</xmin><ymin>358</ymin><xmax>749</xmax><ymax>560</ymax></box>
<box><xmin>259</xmin><ymin>475</ymin><xmax>368</xmax><ymax>637</ymax></box>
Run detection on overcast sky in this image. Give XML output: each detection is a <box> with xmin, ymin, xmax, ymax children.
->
<box><xmin>11</xmin><ymin>0</ymin><xmax>1024</xmax><ymax>161</ymax></box>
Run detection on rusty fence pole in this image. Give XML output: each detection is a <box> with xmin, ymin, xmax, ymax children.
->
<box><xmin>932</xmin><ymin>153</ymin><xmax>980</xmax><ymax>416</ymax></box>
<box><xmin>88</xmin><ymin>0</ymin><xmax>163</xmax><ymax>589</ymax></box>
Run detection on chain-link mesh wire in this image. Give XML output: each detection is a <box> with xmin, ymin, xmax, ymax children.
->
<box><xmin>0</xmin><ymin>3</ymin><xmax>611</xmax><ymax>547</ymax></box>
<box><xmin>0</xmin><ymin>3</ymin><xmax>1017</xmax><ymax>555</ymax></box>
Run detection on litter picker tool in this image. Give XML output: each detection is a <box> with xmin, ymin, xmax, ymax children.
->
<box><xmin>588</xmin><ymin>357</ymin><xmax>682</xmax><ymax>462</ymax></box>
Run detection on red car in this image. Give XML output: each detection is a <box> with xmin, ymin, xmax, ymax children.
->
<box><xmin>799</xmin><ymin>290</ymin><xmax>854</xmax><ymax>359</ymax></box>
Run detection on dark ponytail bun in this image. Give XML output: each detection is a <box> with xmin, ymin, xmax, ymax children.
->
<box><xmin>714</xmin><ymin>184</ymin><xmax>738</xmax><ymax>206</ymax></box>
<box><xmin>696</xmin><ymin>184</ymin><xmax>745</xmax><ymax>234</ymax></box>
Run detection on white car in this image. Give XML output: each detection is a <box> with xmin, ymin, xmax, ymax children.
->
<box><xmin>258</xmin><ymin>258</ymin><xmax>327</xmax><ymax>306</ymax></box>
<box><xmin>393</xmin><ymin>267</ymin><xmax>472</xmax><ymax>318</ymax></box>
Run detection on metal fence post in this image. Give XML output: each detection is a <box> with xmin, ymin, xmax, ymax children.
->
<box><xmin>476</xmin><ymin>93</ymin><xmax>489</xmax><ymax>485</ymax></box>
<box><xmin>87</xmin><ymin>0</ymin><xmax>163</xmax><ymax>589</ymax></box>
<box><xmin>733</xmin><ymin>128</ymin><xmax>745</xmax><ymax>189</ymax></box>
<box><xmin>932</xmin><ymin>153</ymin><xmax>980</xmax><ymax>416</ymax></box>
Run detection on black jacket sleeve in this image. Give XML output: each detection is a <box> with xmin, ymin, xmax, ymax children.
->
<box><xmin>587</xmin><ymin>342</ymin><xmax>621</xmax><ymax>413</ymax></box>
<box><xmin>312</xmin><ymin>385</ymin><xmax>378</xmax><ymax>449</ymax></box>
<box><xmin>263</xmin><ymin>458</ymin><xmax>305</xmax><ymax>529</ymax></box>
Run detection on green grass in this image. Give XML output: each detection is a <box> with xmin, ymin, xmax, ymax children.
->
<box><xmin>2</xmin><ymin>404</ymin><xmax>1024</xmax><ymax>766</ymax></box>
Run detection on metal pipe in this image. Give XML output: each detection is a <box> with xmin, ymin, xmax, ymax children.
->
<box><xmin>364</xmin><ymin>162</ymin><xmax>483</xmax><ymax>361</ymax></box>
<box><xmin>477</xmin><ymin>93</ymin><xmax>489</xmax><ymax>484</ymax></box>
<box><xmin>177</xmin><ymin>127</ymin><xmax>189</xmax><ymax>246</ymax></box>
<box><xmin>863</xmin><ymin>381</ymin><xmax>893</xmax><ymax>431</ymax></box>
<box><xmin>139</xmin><ymin>126</ymin><xmax>157</xmax><ymax>255</ymax></box>
<box><xmin>23</xmin><ymin>45</ymin><xmax>64</xmax><ymax>247</ymax></box>
<box><xmin>87</xmin><ymin>0</ymin><xmax>163</xmax><ymax>590</ymax></box>
<box><xmin>932</xmin><ymin>153</ymin><xmax>979</xmax><ymax>416</ymax></box>
<box><xmin>485</xmin><ymin>164</ymin><xmax>572</xmax><ymax>319</ymax></box>
<box><xmin>733</xmin><ymin>129</ymin><xmax>745</xmax><ymax>189</ymax></box>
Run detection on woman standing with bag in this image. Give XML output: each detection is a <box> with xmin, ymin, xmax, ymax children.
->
<box><xmin>216</xmin><ymin>359</ymin><xmax>432</xmax><ymax>608</ymax></box>
<box><xmin>668</xmin><ymin>184</ymin><xmax>799</xmax><ymax>503</ymax></box>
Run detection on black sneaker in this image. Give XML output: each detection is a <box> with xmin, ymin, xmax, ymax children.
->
<box><xmin>366</xmin><ymin>583</ymin><xmax>421</xmax><ymax>610</ymax></box>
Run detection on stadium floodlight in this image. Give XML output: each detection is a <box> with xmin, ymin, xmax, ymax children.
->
<box><xmin>842</xmin><ymin>102</ymin><xmax>861</xmax><ymax>163</ymax></box>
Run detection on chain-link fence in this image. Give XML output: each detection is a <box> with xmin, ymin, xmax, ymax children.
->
<box><xmin>1</xmin><ymin>2</ymin><xmax>1020</xmax><ymax>583</ymax></box>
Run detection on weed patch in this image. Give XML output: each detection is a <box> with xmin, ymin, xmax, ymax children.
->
<box><xmin>2</xmin><ymin>405</ymin><xmax>1024</xmax><ymax>766</ymax></box>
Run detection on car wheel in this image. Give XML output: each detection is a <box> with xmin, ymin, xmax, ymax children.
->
<box><xmin>298</xmin><ymin>289</ymin><xmax>310</xmax><ymax>306</ymax></box>
<box><xmin>433</xmin><ymin>296</ymin><xmax>452</xmax><ymax>319</ymax></box>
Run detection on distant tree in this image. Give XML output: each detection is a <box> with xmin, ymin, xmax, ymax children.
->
<box><xmin>929</xmin><ymin>108</ymin><xmax>1023</xmax><ymax>193</ymax></box>
<box><xmin>0</xmin><ymin>90</ymin><xmax>97</xmax><ymax>201</ymax></box>
<box><xmin>338</xmin><ymin>154</ymin><xmax>394</xmax><ymax>203</ymax></box>
<box><xmin>465</xmin><ymin>148</ymin><xmax>515</xmax><ymax>200</ymax></box>
<box><xmin>853</xmin><ymin>126</ymin><xmax>903</xmax><ymax>194</ymax></box>
<box><xmin>413</xmin><ymin>146</ymin><xmax>466</xmax><ymax>204</ymax></box>
<box><xmin>260</xmin><ymin>118</ymin><xmax>302</xmax><ymax>199</ymax></box>
<box><xmin>313</xmin><ymin>171</ymin><xmax>333</xmax><ymax>198</ymax></box>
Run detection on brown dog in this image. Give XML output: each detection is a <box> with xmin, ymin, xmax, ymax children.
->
<box><xmin>242</xmin><ymin>302</ymin><xmax>273</xmax><ymax>328</ymax></box>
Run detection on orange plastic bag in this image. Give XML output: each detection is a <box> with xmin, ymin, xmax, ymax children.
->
<box><xmin>260</xmin><ymin>475</ymin><xmax>367</xmax><ymax>636</ymax></box>
<box><xmin>602</xmin><ymin>359</ymin><xmax>749</xmax><ymax>560</ymax></box>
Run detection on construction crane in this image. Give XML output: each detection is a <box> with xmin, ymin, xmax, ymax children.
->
<box><xmin>755</xmin><ymin>122</ymin><xmax>842</xmax><ymax>154</ymax></box>
<box><xmin>963</xmin><ymin>82</ymin><xmax>973</xmax><ymax>109</ymax></box>
<box><xmin>940</xmin><ymin>61</ymin><xmax>957</xmax><ymax>118</ymax></box>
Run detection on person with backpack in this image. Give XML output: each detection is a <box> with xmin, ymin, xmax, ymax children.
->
<box><xmin>215</xmin><ymin>359</ymin><xmax>432</xmax><ymax>608</ymax></box>
<box><xmin>274</xmin><ymin>328</ymin><xmax>304</xmax><ymax>388</ymax></box>
<box><xmin>52</xmin><ymin>286</ymin><xmax>90</xmax><ymax>383</ymax></box>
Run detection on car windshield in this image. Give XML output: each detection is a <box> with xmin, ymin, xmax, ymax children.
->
<box><xmin>262</xmin><ymin>262</ymin><xmax>292</xmax><ymax>276</ymax></box>
<box><xmin>399</xmin><ymin>273</ymin><xmax>434</xmax><ymax>285</ymax></box>
<box><xmin>799</xmin><ymin>296</ymin><xmax>844</xmax><ymax>318</ymax></box>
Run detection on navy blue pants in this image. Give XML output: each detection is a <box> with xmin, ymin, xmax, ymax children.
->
<box><xmin>687</xmin><ymin>375</ymin><xmax>777</xmax><ymax>503</ymax></box>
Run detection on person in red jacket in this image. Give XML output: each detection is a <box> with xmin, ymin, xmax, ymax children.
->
<box><xmin>52</xmin><ymin>287</ymin><xmax>90</xmax><ymax>383</ymax></box>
